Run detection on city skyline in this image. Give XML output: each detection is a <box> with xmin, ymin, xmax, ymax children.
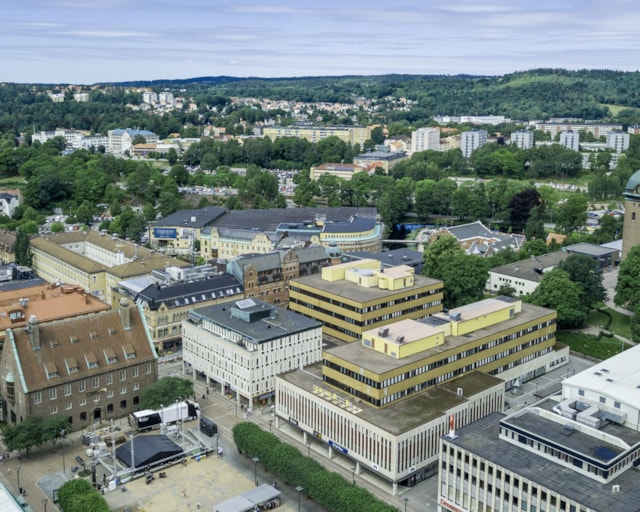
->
<box><xmin>3</xmin><ymin>0</ymin><xmax>640</xmax><ymax>84</ymax></box>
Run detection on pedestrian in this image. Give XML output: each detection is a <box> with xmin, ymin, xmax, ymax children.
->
<box><xmin>183</xmin><ymin>489</ymin><xmax>187</xmax><ymax>498</ymax></box>
<box><xmin>196</xmin><ymin>503</ymin><xmax>201</xmax><ymax>509</ymax></box>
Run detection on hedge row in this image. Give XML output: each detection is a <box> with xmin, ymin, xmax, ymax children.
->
<box><xmin>233</xmin><ymin>422</ymin><xmax>399</xmax><ymax>512</ymax></box>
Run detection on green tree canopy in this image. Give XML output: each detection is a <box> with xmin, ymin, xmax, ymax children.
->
<box><xmin>557</xmin><ymin>254</ymin><xmax>606</xmax><ymax>309</ymax></box>
<box><xmin>614</xmin><ymin>246</ymin><xmax>640</xmax><ymax>310</ymax></box>
<box><xmin>140</xmin><ymin>377</ymin><xmax>194</xmax><ymax>410</ymax></box>
<box><xmin>528</xmin><ymin>268</ymin><xmax>587</xmax><ymax>328</ymax></box>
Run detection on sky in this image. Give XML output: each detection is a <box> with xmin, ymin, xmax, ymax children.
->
<box><xmin>3</xmin><ymin>0</ymin><xmax>640</xmax><ymax>84</ymax></box>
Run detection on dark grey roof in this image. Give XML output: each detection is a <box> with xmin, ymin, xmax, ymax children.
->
<box><xmin>322</xmin><ymin>215</ymin><xmax>377</xmax><ymax>234</ymax></box>
<box><xmin>343</xmin><ymin>248</ymin><xmax>422</xmax><ymax>267</ymax></box>
<box><xmin>447</xmin><ymin>413</ymin><xmax>640</xmax><ymax>512</ymax></box>
<box><xmin>153</xmin><ymin>207</ymin><xmax>227</xmax><ymax>228</ymax></box>
<box><xmin>489</xmin><ymin>252</ymin><xmax>570</xmax><ymax>281</ymax></box>
<box><xmin>564</xmin><ymin>242</ymin><xmax>618</xmax><ymax>257</ymax></box>
<box><xmin>355</xmin><ymin>151</ymin><xmax>406</xmax><ymax>160</ymax></box>
<box><xmin>233</xmin><ymin>252</ymin><xmax>282</xmax><ymax>272</ymax></box>
<box><xmin>294</xmin><ymin>245</ymin><xmax>332</xmax><ymax>263</ymax></box>
<box><xmin>446</xmin><ymin>220</ymin><xmax>497</xmax><ymax>241</ymax></box>
<box><xmin>136</xmin><ymin>273</ymin><xmax>242</xmax><ymax>310</ymax></box>
<box><xmin>209</xmin><ymin>207</ymin><xmax>376</xmax><ymax>232</ymax></box>
<box><xmin>190</xmin><ymin>299</ymin><xmax>321</xmax><ymax>344</ymax></box>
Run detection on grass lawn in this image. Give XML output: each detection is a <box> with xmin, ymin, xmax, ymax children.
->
<box><xmin>585</xmin><ymin>308</ymin><xmax>632</xmax><ymax>339</ymax></box>
<box><xmin>557</xmin><ymin>332</ymin><xmax>628</xmax><ymax>360</ymax></box>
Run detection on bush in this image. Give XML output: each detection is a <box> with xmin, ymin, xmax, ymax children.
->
<box><xmin>556</xmin><ymin>331</ymin><xmax>627</xmax><ymax>360</ymax></box>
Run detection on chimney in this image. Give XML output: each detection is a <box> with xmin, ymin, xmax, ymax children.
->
<box><xmin>119</xmin><ymin>298</ymin><xmax>131</xmax><ymax>330</ymax></box>
<box><xmin>29</xmin><ymin>315</ymin><xmax>40</xmax><ymax>350</ymax></box>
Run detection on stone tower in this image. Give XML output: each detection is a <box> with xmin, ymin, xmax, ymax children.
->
<box><xmin>622</xmin><ymin>170</ymin><xmax>640</xmax><ymax>260</ymax></box>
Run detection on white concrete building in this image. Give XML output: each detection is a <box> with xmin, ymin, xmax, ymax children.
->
<box><xmin>182</xmin><ymin>298</ymin><xmax>323</xmax><ymax>406</ymax></box>
<box><xmin>107</xmin><ymin>129</ymin><xmax>159</xmax><ymax>154</ymax></box>
<box><xmin>606</xmin><ymin>131</ymin><xmax>630</xmax><ymax>152</ymax></box>
<box><xmin>158</xmin><ymin>91</ymin><xmax>174</xmax><ymax>105</ymax></box>
<box><xmin>411</xmin><ymin>127</ymin><xmax>440</xmax><ymax>153</ymax></box>
<box><xmin>486</xmin><ymin>252</ymin><xmax>570</xmax><ymax>296</ymax></box>
<box><xmin>559</xmin><ymin>130</ymin><xmax>580</xmax><ymax>151</ymax></box>
<box><xmin>438</xmin><ymin>344</ymin><xmax>640</xmax><ymax>512</ymax></box>
<box><xmin>142</xmin><ymin>91</ymin><xmax>158</xmax><ymax>104</ymax></box>
<box><xmin>461</xmin><ymin>129</ymin><xmax>487</xmax><ymax>158</ymax></box>
<box><xmin>510</xmin><ymin>130</ymin><xmax>534</xmax><ymax>149</ymax></box>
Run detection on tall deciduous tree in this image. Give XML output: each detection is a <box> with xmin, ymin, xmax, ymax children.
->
<box><xmin>528</xmin><ymin>268</ymin><xmax>587</xmax><ymax>328</ymax></box>
<box><xmin>557</xmin><ymin>254</ymin><xmax>606</xmax><ymax>308</ymax></box>
<box><xmin>555</xmin><ymin>195</ymin><xmax>588</xmax><ymax>234</ymax></box>
<box><xmin>140</xmin><ymin>377</ymin><xmax>194</xmax><ymax>410</ymax></box>
<box><xmin>614</xmin><ymin>246</ymin><xmax>640</xmax><ymax>310</ymax></box>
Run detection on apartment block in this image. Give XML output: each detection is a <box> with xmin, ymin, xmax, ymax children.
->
<box><xmin>461</xmin><ymin>130</ymin><xmax>487</xmax><ymax>158</ymax></box>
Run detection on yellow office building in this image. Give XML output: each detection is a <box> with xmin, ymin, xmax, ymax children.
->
<box><xmin>262</xmin><ymin>125</ymin><xmax>370</xmax><ymax>146</ymax></box>
<box><xmin>288</xmin><ymin>259</ymin><xmax>443</xmax><ymax>342</ymax></box>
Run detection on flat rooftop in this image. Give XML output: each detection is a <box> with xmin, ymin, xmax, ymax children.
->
<box><xmin>291</xmin><ymin>272</ymin><xmax>441</xmax><ymax>303</ymax></box>
<box><xmin>448</xmin><ymin>412</ymin><xmax>640</xmax><ymax>512</ymax></box>
<box><xmin>279</xmin><ymin>365</ymin><xmax>503</xmax><ymax>436</ymax></box>
<box><xmin>190</xmin><ymin>299</ymin><xmax>322</xmax><ymax>344</ymax></box>
<box><xmin>326</xmin><ymin>302</ymin><xmax>553</xmax><ymax>375</ymax></box>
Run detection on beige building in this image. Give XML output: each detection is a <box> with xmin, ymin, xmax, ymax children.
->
<box><xmin>309</xmin><ymin>163</ymin><xmax>367</xmax><ymax>181</ymax></box>
<box><xmin>0</xmin><ymin>300</ymin><xmax>157</xmax><ymax>431</ymax></box>
<box><xmin>289</xmin><ymin>259</ymin><xmax>443</xmax><ymax>342</ymax></box>
<box><xmin>622</xmin><ymin>170</ymin><xmax>640</xmax><ymax>260</ymax></box>
<box><xmin>30</xmin><ymin>231</ymin><xmax>188</xmax><ymax>303</ymax></box>
<box><xmin>263</xmin><ymin>125</ymin><xmax>371</xmax><ymax>146</ymax></box>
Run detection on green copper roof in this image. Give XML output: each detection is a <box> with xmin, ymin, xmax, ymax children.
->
<box><xmin>625</xmin><ymin>170</ymin><xmax>640</xmax><ymax>192</ymax></box>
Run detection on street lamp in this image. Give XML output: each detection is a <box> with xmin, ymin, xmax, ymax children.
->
<box><xmin>252</xmin><ymin>457</ymin><xmax>260</xmax><ymax>486</ymax></box>
<box><xmin>295</xmin><ymin>486</ymin><xmax>304</xmax><ymax>512</ymax></box>
<box><xmin>60</xmin><ymin>429</ymin><xmax>67</xmax><ymax>474</ymax></box>
<box><xmin>403</xmin><ymin>497</ymin><xmax>409</xmax><ymax>512</ymax></box>
<box><xmin>351</xmin><ymin>467</ymin><xmax>356</xmax><ymax>485</ymax></box>
<box><xmin>268</xmin><ymin>419</ymin><xmax>273</xmax><ymax>433</ymax></box>
<box><xmin>42</xmin><ymin>498</ymin><xmax>48</xmax><ymax>512</ymax></box>
<box><xmin>16</xmin><ymin>466</ymin><xmax>21</xmax><ymax>493</ymax></box>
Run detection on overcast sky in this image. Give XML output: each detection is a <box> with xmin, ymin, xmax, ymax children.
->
<box><xmin>3</xmin><ymin>0</ymin><xmax>640</xmax><ymax>84</ymax></box>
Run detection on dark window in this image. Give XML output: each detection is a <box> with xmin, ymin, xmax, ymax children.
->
<box><xmin>120</xmin><ymin>400</ymin><xmax>127</xmax><ymax>410</ymax></box>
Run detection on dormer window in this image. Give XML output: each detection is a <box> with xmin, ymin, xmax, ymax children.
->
<box><xmin>70</xmin><ymin>335</ymin><xmax>79</xmax><ymax>344</ymax></box>
<box><xmin>44</xmin><ymin>362</ymin><xmax>59</xmax><ymax>379</ymax></box>
<box><xmin>65</xmin><ymin>357</ymin><xmax>79</xmax><ymax>374</ymax></box>
<box><xmin>85</xmin><ymin>352</ymin><xmax>99</xmax><ymax>369</ymax></box>
<box><xmin>108</xmin><ymin>328</ymin><xmax>117</xmax><ymax>336</ymax></box>
<box><xmin>89</xmin><ymin>331</ymin><xmax>99</xmax><ymax>340</ymax></box>
<box><xmin>104</xmin><ymin>348</ymin><xmax>118</xmax><ymax>364</ymax></box>
<box><xmin>123</xmin><ymin>343</ymin><xmax>136</xmax><ymax>360</ymax></box>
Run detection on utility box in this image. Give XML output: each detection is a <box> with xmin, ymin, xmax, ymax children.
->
<box><xmin>199</xmin><ymin>416</ymin><xmax>218</xmax><ymax>437</ymax></box>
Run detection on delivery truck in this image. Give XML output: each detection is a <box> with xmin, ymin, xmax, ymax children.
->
<box><xmin>129</xmin><ymin>400</ymin><xmax>200</xmax><ymax>431</ymax></box>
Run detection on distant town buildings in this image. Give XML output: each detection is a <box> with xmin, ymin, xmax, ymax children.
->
<box><xmin>510</xmin><ymin>130</ymin><xmax>534</xmax><ymax>149</ymax></box>
<box><xmin>353</xmin><ymin>151</ymin><xmax>408</xmax><ymax>172</ymax></box>
<box><xmin>411</xmin><ymin>127</ymin><xmax>440</xmax><ymax>153</ymax></box>
<box><xmin>461</xmin><ymin>129</ymin><xmax>487</xmax><ymax>158</ymax></box>
<box><xmin>262</xmin><ymin>125</ymin><xmax>371</xmax><ymax>146</ymax></box>
<box><xmin>534</xmin><ymin>122</ymin><xmax>623</xmax><ymax>139</ymax></box>
<box><xmin>606</xmin><ymin>130</ymin><xmax>630</xmax><ymax>152</ymax></box>
<box><xmin>309</xmin><ymin>163</ymin><xmax>367</xmax><ymax>181</ymax></box>
<box><xmin>433</xmin><ymin>115</ymin><xmax>507</xmax><ymax>126</ymax></box>
<box><xmin>559</xmin><ymin>130</ymin><xmax>580</xmax><ymax>151</ymax></box>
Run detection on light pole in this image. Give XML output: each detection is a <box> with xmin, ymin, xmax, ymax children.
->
<box><xmin>43</xmin><ymin>498</ymin><xmax>48</xmax><ymax>512</ymax></box>
<box><xmin>268</xmin><ymin>419</ymin><xmax>273</xmax><ymax>433</ymax></box>
<box><xmin>60</xmin><ymin>428</ymin><xmax>66</xmax><ymax>474</ymax></box>
<box><xmin>295</xmin><ymin>486</ymin><xmax>304</xmax><ymax>512</ymax></box>
<box><xmin>403</xmin><ymin>497</ymin><xmax>409</xmax><ymax>512</ymax></box>
<box><xmin>252</xmin><ymin>457</ymin><xmax>260</xmax><ymax>486</ymax></box>
<box><xmin>215</xmin><ymin>433</ymin><xmax>219</xmax><ymax>454</ymax></box>
<box><xmin>16</xmin><ymin>466</ymin><xmax>21</xmax><ymax>493</ymax></box>
<box><xmin>351</xmin><ymin>467</ymin><xmax>356</xmax><ymax>485</ymax></box>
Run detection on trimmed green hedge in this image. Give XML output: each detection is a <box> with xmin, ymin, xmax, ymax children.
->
<box><xmin>233</xmin><ymin>422</ymin><xmax>399</xmax><ymax>512</ymax></box>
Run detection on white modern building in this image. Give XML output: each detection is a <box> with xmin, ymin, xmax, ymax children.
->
<box><xmin>107</xmin><ymin>129</ymin><xmax>159</xmax><ymax>154</ymax></box>
<box><xmin>486</xmin><ymin>252</ymin><xmax>570</xmax><ymax>296</ymax></box>
<box><xmin>606</xmin><ymin>131</ymin><xmax>630</xmax><ymax>152</ymax></box>
<box><xmin>182</xmin><ymin>298</ymin><xmax>323</xmax><ymax>406</ymax></box>
<box><xmin>559</xmin><ymin>130</ymin><xmax>580</xmax><ymax>151</ymax></box>
<box><xmin>411</xmin><ymin>127</ymin><xmax>440</xmax><ymax>153</ymax></box>
<box><xmin>461</xmin><ymin>129</ymin><xmax>488</xmax><ymax>158</ymax></box>
<box><xmin>142</xmin><ymin>91</ymin><xmax>158</xmax><ymax>104</ymax></box>
<box><xmin>438</xmin><ymin>343</ymin><xmax>640</xmax><ymax>512</ymax></box>
<box><xmin>158</xmin><ymin>91</ymin><xmax>175</xmax><ymax>105</ymax></box>
<box><xmin>510</xmin><ymin>130</ymin><xmax>534</xmax><ymax>149</ymax></box>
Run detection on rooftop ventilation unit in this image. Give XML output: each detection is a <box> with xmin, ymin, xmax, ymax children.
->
<box><xmin>378</xmin><ymin>327</ymin><xmax>389</xmax><ymax>337</ymax></box>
